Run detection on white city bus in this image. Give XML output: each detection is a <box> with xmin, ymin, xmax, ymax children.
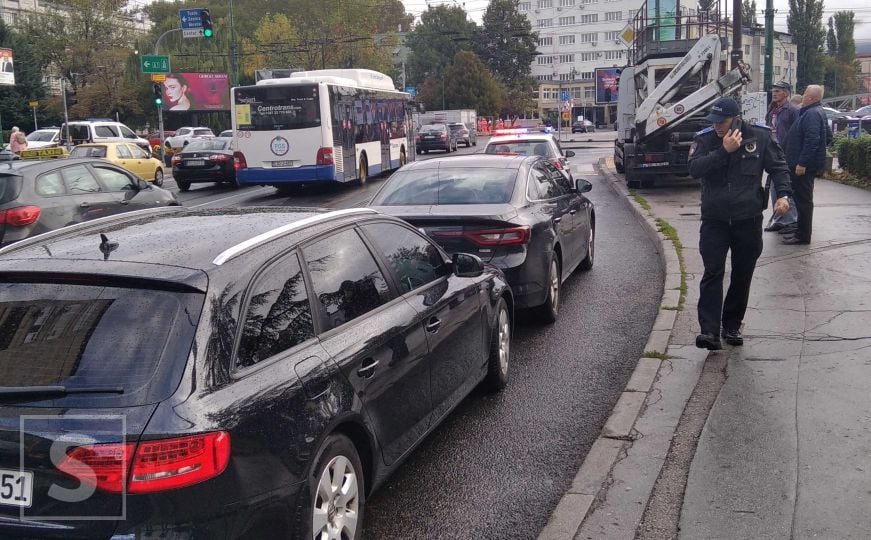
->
<box><xmin>231</xmin><ymin>69</ymin><xmax>414</xmax><ymax>191</ymax></box>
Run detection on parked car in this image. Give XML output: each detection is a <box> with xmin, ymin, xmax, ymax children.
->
<box><xmin>848</xmin><ymin>104</ymin><xmax>871</xmax><ymax>117</ymax></box>
<box><xmin>0</xmin><ymin>206</ymin><xmax>512</xmax><ymax>539</ymax></box>
<box><xmin>165</xmin><ymin>126</ymin><xmax>216</xmax><ymax>151</ymax></box>
<box><xmin>59</xmin><ymin>121</ymin><xmax>150</xmax><ymax>153</ymax></box>
<box><xmin>0</xmin><ymin>157</ymin><xmax>178</xmax><ymax>245</ymax></box>
<box><xmin>415</xmin><ymin>123</ymin><xmax>457</xmax><ymax>154</ymax></box>
<box><xmin>572</xmin><ymin>120</ymin><xmax>595</xmax><ymax>134</ymax></box>
<box><xmin>25</xmin><ymin>128</ymin><xmax>61</xmax><ymax>149</ymax></box>
<box><xmin>145</xmin><ymin>130</ymin><xmax>176</xmax><ymax>151</ymax></box>
<box><xmin>218</xmin><ymin>129</ymin><xmax>233</xmax><ymax>138</ymax></box>
<box><xmin>484</xmin><ymin>132</ymin><xmax>576</xmax><ymax>182</ymax></box>
<box><xmin>172</xmin><ymin>137</ymin><xmax>239</xmax><ymax>191</ymax></box>
<box><xmin>447</xmin><ymin>122</ymin><xmax>476</xmax><ymax>147</ymax></box>
<box><xmin>69</xmin><ymin>142</ymin><xmax>166</xmax><ymax>186</ymax></box>
<box><xmin>370</xmin><ymin>154</ymin><xmax>595</xmax><ymax>322</ymax></box>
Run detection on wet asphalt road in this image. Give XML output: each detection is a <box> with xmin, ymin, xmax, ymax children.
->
<box><xmin>167</xmin><ymin>140</ymin><xmax>664</xmax><ymax>539</ymax></box>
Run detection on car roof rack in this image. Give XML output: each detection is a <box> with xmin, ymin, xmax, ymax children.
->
<box><xmin>0</xmin><ymin>207</ymin><xmax>187</xmax><ymax>257</ymax></box>
<box><xmin>212</xmin><ymin>208</ymin><xmax>377</xmax><ymax>266</ymax></box>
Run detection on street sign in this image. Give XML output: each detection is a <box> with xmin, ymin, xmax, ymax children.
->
<box><xmin>28</xmin><ymin>100</ymin><xmax>38</xmax><ymax>108</ymax></box>
<box><xmin>562</xmin><ymin>111</ymin><xmax>570</xmax><ymax>121</ymax></box>
<box><xmin>619</xmin><ymin>25</ymin><xmax>635</xmax><ymax>47</ymax></box>
<box><xmin>560</xmin><ymin>91</ymin><xmax>569</xmax><ymax>101</ymax></box>
<box><xmin>404</xmin><ymin>86</ymin><xmax>417</xmax><ymax>98</ymax></box>
<box><xmin>179</xmin><ymin>8</ymin><xmax>206</xmax><ymax>39</ymax></box>
<box><xmin>141</xmin><ymin>55</ymin><xmax>170</xmax><ymax>74</ymax></box>
<box><xmin>151</xmin><ymin>74</ymin><xmax>167</xmax><ymax>83</ymax></box>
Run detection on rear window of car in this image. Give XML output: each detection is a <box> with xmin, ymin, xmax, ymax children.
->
<box><xmin>371</xmin><ymin>168</ymin><xmax>517</xmax><ymax>205</ymax></box>
<box><xmin>420</xmin><ymin>124</ymin><xmax>446</xmax><ymax>133</ymax></box>
<box><xmin>70</xmin><ymin>146</ymin><xmax>107</xmax><ymax>158</ymax></box>
<box><xmin>0</xmin><ymin>174</ymin><xmax>22</xmax><ymax>204</ymax></box>
<box><xmin>27</xmin><ymin>131</ymin><xmax>58</xmax><ymax>143</ymax></box>
<box><xmin>0</xmin><ymin>282</ymin><xmax>204</xmax><ymax>405</ymax></box>
<box><xmin>447</xmin><ymin>124</ymin><xmax>465</xmax><ymax>131</ymax></box>
<box><xmin>485</xmin><ymin>139</ymin><xmax>555</xmax><ymax>158</ymax></box>
<box><xmin>186</xmin><ymin>139</ymin><xmax>229</xmax><ymax>151</ymax></box>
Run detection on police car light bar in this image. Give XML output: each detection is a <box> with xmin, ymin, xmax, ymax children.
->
<box><xmin>491</xmin><ymin>128</ymin><xmax>530</xmax><ymax>136</ymax></box>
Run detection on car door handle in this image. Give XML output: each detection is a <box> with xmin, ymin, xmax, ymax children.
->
<box><xmin>357</xmin><ymin>358</ymin><xmax>379</xmax><ymax>379</ymax></box>
<box><xmin>120</xmin><ymin>200</ymin><xmax>129</xmax><ymax>205</ymax></box>
<box><xmin>79</xmin><ymin>202</ymin><xmax>90</xmax><ymax>208</ymax></box>
<box><xmin>425</xmin><ymin>317</ymin><xmax>442</xmax><ymax>333</ymax></box>
<box><xmin>569</xmin><ymin>209</ymin><xmax>577</xmax><ymax>215</ymax></box>
<box><xmin>554</xmin><ymin>217</ymin><xmax>562</xmax><ymax>224</ymax></box>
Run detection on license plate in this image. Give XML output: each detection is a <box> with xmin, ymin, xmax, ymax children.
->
<box><xmin>185</xmin><ymin>159</ymin><xmax>205</xmax><ymax>167</ymax></box>
<box><xmin>423</xmin><ymin>136</ymin><xmax>435</xmax><ymax>139</ymax></box>
<box><xmin>272</xmin><ymin>160</ymin><xmax>296</xmax><ymax>167</ymax></box>
<box><xmin>0</xmin><ymin>468</ymin><xmax>34</xmax><ymax>508</ymax></box>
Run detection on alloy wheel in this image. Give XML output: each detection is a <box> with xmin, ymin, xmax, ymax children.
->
<box><xmin>498</xmin><ymin>308</ymin><xmax>510</xmax><ymax>376</ymax></box>
<box><xmin>312</xmin><ymin>455</ymin><xmax>359</xmax><ymax>540</ymax></box>
<box><xmin>549</xmin><ymin>260</ymin><xmax>559</xmax><ymax>311</ymax></box>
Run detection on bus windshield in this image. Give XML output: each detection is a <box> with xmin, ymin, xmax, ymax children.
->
<box><xmin>234</xmin><ymin>84</ymin><xmax>321</xmax><ymax>131</ymax></box>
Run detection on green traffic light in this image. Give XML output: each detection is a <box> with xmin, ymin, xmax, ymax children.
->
<box><xmin>203</xmin><ymin>28</ymin><xmax>213</xmax><ymax>38</ymax></box>
<box><xmin>155</xmin><ymin>98</ymin><xmax>163</xmax><ymax>105</ymax></box>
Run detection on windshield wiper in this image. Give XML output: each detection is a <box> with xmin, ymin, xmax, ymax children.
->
<box><xmin>0</xmin><ymin>386</ymin><xmax>125</xmax><ymax>399</ymax></box>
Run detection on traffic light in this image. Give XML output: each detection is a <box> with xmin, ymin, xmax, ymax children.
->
<box><xmin>202</xmin><ymin>9</ymin><xmax>213</xmax><ymax>38</ymax></box>
<box><xmin>152</xmin><ymin>83</ymin><xmax>163</xmax><ymax>106</ymax></box>
<box><xmin>65</xmin><ymin>87</ymin><xmax>77</xmax><ymax>106</ymax></box>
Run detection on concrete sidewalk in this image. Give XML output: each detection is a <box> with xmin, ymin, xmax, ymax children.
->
<box><xmin>569</xmin><ymin>164</ymin><xmax>871</xmax><ymax>539</ymax></box>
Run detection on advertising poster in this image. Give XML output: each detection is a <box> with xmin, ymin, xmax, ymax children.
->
<box><xmin>595</xmin><ymin>68</ymin><xmax>620</xmax><ymax>105</ymax></box>
<box><xmin>0</xmin><ymin>49</ymin><xmax>14</xmax><ymax>86</ymax></box>
<box><xmin>161</xmin><ymin>72</ymin><xmax>229</xmax><ymax>112</ymax></box>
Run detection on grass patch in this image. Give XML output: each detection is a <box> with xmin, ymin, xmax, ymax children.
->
<box><xmin>628</xmin><ymin>189</ymin><xmax>652</xmax><ymax>211</ymax></box>
<box><xmin>642</xmin><ymin>351</ymin><xmax>670</xmax><ymax>360</ymax></box>
<box><xmin>655</xmin><ymin>218</ymin><xmax>687</xmax><ymax>311</ymax></box>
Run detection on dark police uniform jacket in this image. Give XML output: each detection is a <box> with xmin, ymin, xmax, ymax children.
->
<box><xmin>688</xmin><ymin>121</ymin><xmax>792</xmax><ymax>222</ymax></box>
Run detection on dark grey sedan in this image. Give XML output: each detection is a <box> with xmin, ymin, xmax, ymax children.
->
<box><xmin>370</xmin><ymin>154</ymin><xmax>595</xmax><ymax>322</ymax></box>
<box><xmin>0</xmin><ymin>156</ymin><xmax>179</xmax><ymax>245</ymax></box>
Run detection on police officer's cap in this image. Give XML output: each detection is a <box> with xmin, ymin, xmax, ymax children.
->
<box><xmin>705</xmin><ymin>97</ymin><xmax>740</xmax><ymax>123</ymax></box>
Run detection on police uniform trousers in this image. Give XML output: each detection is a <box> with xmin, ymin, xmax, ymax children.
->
<box><xmin>698</xmin><ymin>215</ymin><xmax>764</xmax><ymax>336</ymax></box>
<box><xmin>790</xmin><ymin>170</ymin><xmax>816</xmax><ymax>242</ymax></box>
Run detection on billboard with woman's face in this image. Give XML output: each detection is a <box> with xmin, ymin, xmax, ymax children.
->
<box><xmin>162</xmin><ymin>72</ymin><xmax>230</xmax><ymax>112</ymax></box>
<box><xmin>595</xmin><ymin>68</ymin><xmax>621</xmax><ymax>105</ymax></box>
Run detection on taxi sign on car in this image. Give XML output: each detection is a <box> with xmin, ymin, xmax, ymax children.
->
<box><xmin>18</xmin><ymin>147</ymin><xmax>68</xmax><ymax>160</ymax></box>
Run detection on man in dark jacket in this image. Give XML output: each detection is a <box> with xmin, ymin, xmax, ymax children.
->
<box><xmin>688</xmin><ymin>97</ymin><xmax>792</xmax><ymax>350</ymax></box>
<box><xmin>782</xmin><ymin>84</ymin><xmax>828</xmax><ymax>245</ymax></box>
<box><xmin>764</xmin><ymin>81</ymin><xmax>799</xmax><ymax>232</ymax></box>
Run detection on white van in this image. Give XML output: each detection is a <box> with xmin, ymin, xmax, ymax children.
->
<box><xmin>59</xmin><ymin>121</ymin><xmax>150</xmax><ymax>153</ymax></box>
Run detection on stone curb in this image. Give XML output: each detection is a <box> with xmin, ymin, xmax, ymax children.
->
<box><xmin>537</xmin><ymin>158</ymin><xmax>682</xmax><ymax>540</ymax></box>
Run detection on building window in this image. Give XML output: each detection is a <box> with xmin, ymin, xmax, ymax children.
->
<box><xmin>790</xmin><ymin>52</ymin><xmax>795</xmax><ymax>61</ymax></box>
<box><xmin>581</xmin><ymin>14</ymin><xmax>598</xmax><ymax>23</ymax></box>
<box><xmin>559</xmin><ymin>16</ymin><xmax>575</xmax><ymax>26</ymax></box>
<box><xmin>559</xmin><ymin>35</ymin><xmax>575</xmax><ymax>45</ymax></box>
<box><xmin>538</xmin><ymin>0</ymin><xmax>553</xmax><ymax>7</ymax></box>
<box><xmin>519</xmin><ymin>1</ymin><xmax>531</xmax><ymax>9</ymax></box>
<box><xmin>580</xmin><ymin>52</ymin><xmax>597</xmax><ymax>61</ymax></box>
<box><xmin>605</xmin><ymin>30</ymin><xmax>620</xmax><ymax>41</ymax></box>
<box><xmin>539</xmin><ymin>18</ymin><xmax>553</xmax><ymax>28</ymax></box>
<box><xmin>537</xmin><ymin>74</ymin><xmax>552</xmax><ymax>81</ymax></box>
<box><xmin>539</xmin><ymin>36</ymin><xmax>553</xmax><ymax>46</ymax></box>
<box><xmin>580</xmin><ymin>71</ymin><xmax>594</xmax><ymax>79</ymax></box>
<box><xmin>559</xmin><ymin>54</ymin><xmax>575</xmax><ymax>63</ymax></box>
<box><xmin>537</xmin><ymin>55</ymin><xmax>554</xmax><ymax>64</ymax></box>
<box><xmin>559</xmin><ymin>0</ymin><xmax>575</xmax><ymax>6</ymax></box>
<box><xmin>604</xmin><ymin>50</ymin><xmax>623</xmax><ymax>60</ymax></box>
<box><xmin>605</xmin><ymin>11</ymin><xmax>622</xmax><ymax>21</ymax></box>
<box><xmin>582</xmin><ymin>0</ymin><xmax>598</xmax><ymax>4</ymax></box>
<box><xmin>775</xmin><ymin>66</ymin><xmax>781</xmax><ymax>75</ymax></box>
<box><xmin>628</xmin><ymin>9</ymin><xmax>638</xmax><ymax>19</ymax></box>
<box><xmin>584</xmin><ymin>87</ymin><xmax>596</xmax><ymax>99</ymax></box>
<box><xmin>559</xmin><ymin>73</ymin><xmax>574</xmax><ymax>81</ymax></box>
<box><xmin>580</xmin><ymin>32</ymin><xmax>597</xmax><ymax>43</ymax></box>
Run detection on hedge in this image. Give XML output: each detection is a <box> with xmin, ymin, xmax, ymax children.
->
<box><xmin>833</xmin><ymin>134</ymin><xmax>871</xmax><ymax>180</ymax></box>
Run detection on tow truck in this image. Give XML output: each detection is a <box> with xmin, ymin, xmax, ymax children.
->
<box><xmin>614</xmin><ymin>24</ymin><xmax>752</xmax><ymax>188</ymax></box>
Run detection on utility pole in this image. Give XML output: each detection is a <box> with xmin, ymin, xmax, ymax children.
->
<box><xmin>153</xmin><ymin>28</ymin><xmax>179</xmax><ymax>165</ymax></box>
<box><xmin>61</xmin><ymin>78</ymin><xmax>71</xmax><ymax>151</ymax></box>
<box><xmin>229</xmin><ymin>0</ymin><xmax>239</xmax><ymax>86</ymax></box>
<box><xmin>764</xmin><ymin>0</ymin><xmax>774</xmax><ymax>91</ymax></box>
<box><xmin>731</xmin><ymin>0</ymin><xmax>743</xmax><ymax>71</ymax></box>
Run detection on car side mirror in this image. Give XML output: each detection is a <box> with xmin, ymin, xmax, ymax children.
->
<box><xmin>575</xmin><ymin>178</ymin><xmax>593</xmax><ymax>193</ymax></box>
<box><xmin>564</xmin><ymin>150</ymin><xmax>576</xmax><ymax>158</ymax></box>
<box><xmin>452</xmin><ymin>253</ymin><xmax>484</xmax><ymax>278</ymax></box>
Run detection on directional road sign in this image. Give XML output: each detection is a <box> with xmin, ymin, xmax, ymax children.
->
<box><xmin>140</xmin><ymin>55</ymin><xmax>170</xmax><ymax>74</ymax></box>
<box><xmin>180</xmin><ymin>8</ymin><xmax>206</xmax><ymax>39</ymax></box>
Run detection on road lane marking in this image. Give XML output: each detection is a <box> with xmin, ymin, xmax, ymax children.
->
<box><xmin>188</xmin><ymin>187</ymin><xmax>273</xmax><ymax>208</ymax></box>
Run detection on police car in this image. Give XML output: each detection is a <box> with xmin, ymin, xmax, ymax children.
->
<box><xmin>483</xmin><ymin>129</ymin><xmax>575</xmax><ymax>182</ymax></box>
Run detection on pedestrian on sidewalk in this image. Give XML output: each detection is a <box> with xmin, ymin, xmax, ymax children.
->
<box><xmin>764</xmin><ymin>81</ymin><xmax>799</xmax><ymax>233</ymax></box>
<box><xmin>9</xmin><ymin>128</ymin><xmax>27</xmax><ymax>155</ymax></box>
<box><xmin>782</xmin><ymin>85</ymin><xmax>828</xmax><ymax>245</ymax></box>
<box><xmin>688</xmin><ymin>97</ymin><xmax>792</xmax><ymax>350</ymax></box>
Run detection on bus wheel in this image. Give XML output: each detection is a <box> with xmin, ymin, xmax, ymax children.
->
<box><xmin>399</xmin><ymin>148</ymin><xmax>407</xmax><ymax>167</ymax></box>
<box><xmin>358</xmin><ymin>156</ymin><xmax>368</xmax><ymax>186</ymax></box>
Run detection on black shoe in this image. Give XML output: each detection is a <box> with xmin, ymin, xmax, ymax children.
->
<box><xmin>777</xmin><ymin>225</ymin><xmax>798</xmax><ymax>235</ymax></box>
<box><xmin>696</xmin><ymin>333</ymin><xmax>723</xmax><ymax>350</ymax></box>
<box><xmin>764</xmin><ymin>223</ymin><xmax>784</xmax><ymax>232</ymax></box>
<box><xmin>782</xmin><ymin>236</ymin><xmax>810</xmax><ymax>245</ymax></box>
<box><xmin>722</xmin><ymin>328</ymin><xmax>744</xmax><ymax>346</ymax></box>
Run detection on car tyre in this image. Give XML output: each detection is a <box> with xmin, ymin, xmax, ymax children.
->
<box><xmin>535</xmin><ymin>255</ymin><xmax>561</xmax><ymax>323</ymax></box>
<box><xmin>294</xmin><ymin>433</ymin><xmax>365</xmax><ymax>540</ymax></box>
<box><xmin>176</xmin><ymin>179</ymin><xmax>191</xmax><ymax>192</ymax></box>
<box><xmin>481</xmin><ymin>298</ymin><xmax>511</xmax><ymax>392</ymax></box>
<box><xmin>579</xmin><ymin>222</ymin><xmax>595</xmax><ymax>271</ymax></box>
<box><xmin>153</xmin><ymin>169</ymin><xmax>164</xmax><ymax>187</ymax></box>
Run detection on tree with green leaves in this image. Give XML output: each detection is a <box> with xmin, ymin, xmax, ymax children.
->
<box><xmin>787</xmin><ymin>0</ymin><xmax>826</xmax><ymax>91</ymax></box>
<box><xmin>742</xmin><ymin>0</ymin><xmax>758</xmax><ymax>27</ymax></box>
<box><xmin>826</xmin><ymin>17</ymin><xmax>837</xmax><ymax>54</ymax></box>
<box><xmin>0</xmin><ymin>22</ymin><xmax>49</xmax><ymax>134</ymax></box>
<box><xmin>405</xmin><ymin>5</ymin><xmax>478</xmax><ymax>85</ymax></box>
<box><xmin>833</xmin><ymin>11</ymin><xmax>856</xmax><ymax>64</ymax></box>
<box><xmin>425</xmin><ymin>51</ymin><xmax>503</xmax><ymax>115</ymax></box>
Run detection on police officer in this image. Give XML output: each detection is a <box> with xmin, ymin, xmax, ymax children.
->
<box><xmin>688</xmin><ymin>97</ymin><xmax>792</xmax><ymax>350</ymax></box>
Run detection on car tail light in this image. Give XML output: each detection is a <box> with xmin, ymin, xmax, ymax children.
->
<box><xmin>316</xmin><ymin>147</ymin><xmax>334</xmax><ymax>166</ymax></box>
<box><xmin>58</xmin><ymin>432</ymin><xmax>231</xmax><ymax>494</ymax></box>
<box><xmin>440</xmin><ymin>133</ymin><xmax>447</xmax><ymax>140</ymax></box>
<box><xmin>233</xmin><ymin>151</ymin><xmax>247</xmax><ymax>171</ymax></box>
<box><xmin>551</xmin><ymin>159</ymin><xmax>564</xmax><ymax>170</ymax></box>
<box><xmin>208</xmin><ymin>154</ymin><xmax>230</xmax><ymax>162</ymax></box>
<box><xmin>0</xmin><ymin>206</ymin><xmax>41</xmax><ymax>227</ymax></box>
<box><xmin>433</xmin><ymin>226</ymin><xmax>531</xmax><ymax>246</ymax></box>
<box><xmin>171</xmin><ymin>155</ymin><xmax>182</xmax><ymax>165</ymax></box>
<box><xmin>415</xmin><ymin>134</ymin><xmax>421</xmax><ymax>142</ymax></box>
